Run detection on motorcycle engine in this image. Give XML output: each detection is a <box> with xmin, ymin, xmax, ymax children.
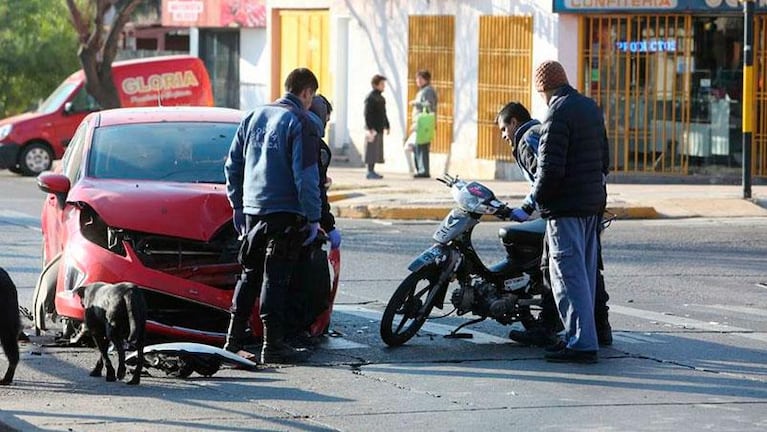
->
<box><xmin>451</xmin><ymin>277</ymin><xmax>518</xmax><ymax>323</ymax></box>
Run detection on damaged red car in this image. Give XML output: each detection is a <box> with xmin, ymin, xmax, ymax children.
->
<box><xmin>32</xmin><ymin>106</ymin><xmax>327</xmax><ymax>344</ymax></box>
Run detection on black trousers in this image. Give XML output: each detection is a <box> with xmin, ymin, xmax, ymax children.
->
<box><xmin>230</xmin><ymin>213</ymin><xmax>305</xmax><ymax>330</ymax></box>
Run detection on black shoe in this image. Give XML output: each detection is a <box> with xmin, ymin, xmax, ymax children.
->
<box><xmin>366</xmin><ymin>171</ymin><xmax>383</xmax><ymax>180</ymax></box>
<box><xmin>544</xmin><ymin>340</ymin><xmax>566</xmax><ymax>352</ymax></box>
<box><xmin>508</xmin><ymin>327</ymin><xmax>560</xmax><ymax>347</ymax></box>
<box><xmin>544</xmin><ymin>348</ymin><xmax>598</xmax><ymax>364</ymax></box>
<box><xmin>597</xmin><ymin>318</ymin><xmax>613</xmax><ymax>346</ymax></box>
<box><xmin>261</xmin><ymin>340</ymin><xmax>311</xmax><ymax>364</ymax></box>
<box><xmin>413</xmin><ymin>173</ymin><xmax>430</xmax><ymax>178</ymax></box>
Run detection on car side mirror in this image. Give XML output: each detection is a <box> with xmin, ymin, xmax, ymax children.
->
<box><xmin>37</xmin><ymin>172</ymin><xmax>71</xmax><ymax>209</ymax></box>
<box><xmin>63</xmin><ymin>102</ymin><xmax>74</xmax><ymax>115</ymax></box>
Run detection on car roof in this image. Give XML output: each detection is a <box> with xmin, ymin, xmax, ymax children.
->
<box><xmin>93</xmin><ymin>106</ymin><xmax>245</xmax><ymax>127</ymax></box>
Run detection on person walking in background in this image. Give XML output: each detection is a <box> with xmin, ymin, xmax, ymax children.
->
<box><xmin>410</xmin><ymin>69</ymin><xmax>437</xmax><ymax>178</ymax></box>
<box><xmin>531</xmin><ymin>60</ymin><xmax>609</xmax><ymax>364</ymax></box>
<box><xmin>363</xmin><ymin>74</ymin><xmax>390</xmax><ymax>180</ymax></box>
<box><xmin>495</xmin><ymin>101</ymin><xmax>612</xmax><ymax>350</ymax></box>
<box><xmin>223</xmin><ymin>68</ymin><xmax>322</xmax><ymax>364</ymax></box>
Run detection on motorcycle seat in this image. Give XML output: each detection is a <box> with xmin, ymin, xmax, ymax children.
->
<box><xmin>498</xmin><ymin>218</ymin><xmax>545</xmax><ymax>246</ymax></box>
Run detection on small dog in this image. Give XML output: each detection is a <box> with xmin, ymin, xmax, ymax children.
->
<box><xmin>76</xmin><ymin>282</ymin><xmax>146</xmax><ymax>385</ymax></box>
<box><xmin>0</xmin><ymin>267</ymin><xmax>21</xmax><ymax>385</ymax></box>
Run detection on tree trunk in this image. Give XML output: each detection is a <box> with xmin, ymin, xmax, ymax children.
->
<box><xmin>66</xmin><ymin>0</ymin><xmax>142</xmax><ymax>110</ymax></box>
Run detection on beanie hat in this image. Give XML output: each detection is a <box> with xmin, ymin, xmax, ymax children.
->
<box><xmin>534</xmin><ymin>60</ymin><xmax>569</xmax><ymax>92</ymax></box>
<box><xmin>309</xmin><ymin>95</ymin><xmax>330</xmax><ymax>124</ymax></box>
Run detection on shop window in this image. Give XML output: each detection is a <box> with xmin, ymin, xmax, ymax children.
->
<box><xmin>408</xmin><ymin>15</ymin><xmax>454</xmax><ymax>154</ymax></box>
<box><xmin>476</xmin><ymin>15</ymin><xmax>533</xmax><ymax>161</ymax></box>
<box><xmin>583</xmin><ymin>14</ymin><xmax>760</xmax><ymax>177</ymax></box>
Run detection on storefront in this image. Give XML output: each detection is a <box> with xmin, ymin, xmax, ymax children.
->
<box><xmin>554</xmin><ymin>0</ymin><xmax>767</xmax><ymax>178</ymax></box>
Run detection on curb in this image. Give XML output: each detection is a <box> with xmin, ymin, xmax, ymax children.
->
<box><xmin>332</xmin><ymin>204</ymin><xmax>660</xmax><ymax>220</ymax></box>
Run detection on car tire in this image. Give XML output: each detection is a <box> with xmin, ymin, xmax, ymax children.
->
<box><xmin>8</xmin><ymin>165</ymin><xmax>22</xmax><ymax>174</ymax></box>
<box><xmin>19</xmin><ymin>142</ymin><xmax>54</xmax><ymax>176</ymax></box>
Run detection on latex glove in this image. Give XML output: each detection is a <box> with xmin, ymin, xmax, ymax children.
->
<box><xmin>233</xmin><ymin>208</ymin><xmax>246</xmax><ymax>236</ymax></box>
<box><xmin>328</xmin><ymin>229</ymin><xmax>342</xmax><ymax>249</ymax></box>
<box><xmin>510</xmin><ymin>208</ymin><xmax>530</xmax><ymax>222</ymax></box>
<box><xmin>495</xmin><ymin>206</ymin><xmax>512</xmax><ymax>220</ymax></box>
<box><xmin>302</xmin><ymin>222</ymin><xmax>321</xmax><ymax>246</ymax></box>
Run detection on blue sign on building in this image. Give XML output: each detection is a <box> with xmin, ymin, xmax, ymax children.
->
<box><xmin>553</xmin><ymin>0</ymin><xmax>767</xmax><ymax>13</ymax></box>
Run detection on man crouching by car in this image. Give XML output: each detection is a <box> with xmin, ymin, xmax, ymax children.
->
<box><xmin>223</xmin><ymin>67</ymin><xmax>322</xmax><ymax>364</ymax></box>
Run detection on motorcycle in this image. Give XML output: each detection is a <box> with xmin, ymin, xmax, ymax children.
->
<box><xmin>380</xmin><ymin>173</ymin><xmax>546</xmax><ymax>347</ymax></box>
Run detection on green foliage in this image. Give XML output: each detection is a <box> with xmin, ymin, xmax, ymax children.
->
<box><xmin>0</xmin><ymin>0</ymin><xmax>80</xmax><ymax>118</ymax></box>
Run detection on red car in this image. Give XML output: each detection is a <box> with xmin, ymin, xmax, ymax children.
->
<box><xmin>32</xmin><ymin>107</ymin><xmax>339</xmax><ymax>344</ymax></box>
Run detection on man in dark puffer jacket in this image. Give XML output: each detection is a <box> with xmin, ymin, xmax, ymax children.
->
<box><xmin>532</xmin><ymin>60</ymin><xmax>609</xmax><ymax>364</ymax></box>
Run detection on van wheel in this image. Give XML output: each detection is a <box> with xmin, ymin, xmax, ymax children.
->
<box><xmin>19</xmin><ymin>142</ymin><xmax>53</xmax><ymax>176</ymax></box>
<box><xmin>8</xmin><ymin>165</ymin><xmax>22</xmax><ymax>174</ymax></box>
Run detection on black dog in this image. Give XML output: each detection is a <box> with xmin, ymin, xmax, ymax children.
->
<box><xmin>0</xmin><ymin>267</ymin><xmax>21</xmax><ymax>385</ymax></box>
<box><xmin>76</xmin><ymin>282</ymin><xmax>146</xmax><ymax>385</ymax></box>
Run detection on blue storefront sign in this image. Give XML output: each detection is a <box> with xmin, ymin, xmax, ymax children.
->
<box><xmin>553</xmin><ymin>0</ymin><xmax>767</xmax><ymax>13</ymax></box>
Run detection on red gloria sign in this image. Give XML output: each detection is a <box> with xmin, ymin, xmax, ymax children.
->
<box><xmin>161</xmin><ymin>0</ymin><xmax>266</xmax><ymax>28</ymax></box>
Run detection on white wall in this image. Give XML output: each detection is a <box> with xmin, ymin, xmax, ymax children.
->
<box><xmin>239</xmin><ymin>28</ymin><xmax>269</xmax><ymax>110</ymax></box>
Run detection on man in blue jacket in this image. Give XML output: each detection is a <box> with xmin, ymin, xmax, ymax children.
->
<box><xmin>224</xmin><ymin>68</ymin><xmax>322</xmax><ymax>364</ymax></box>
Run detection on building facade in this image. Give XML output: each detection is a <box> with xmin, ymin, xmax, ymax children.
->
<box><xmin>219</xmin><ymin>0</ymin><xmax>767</xmax><ymax>181</ymax></box>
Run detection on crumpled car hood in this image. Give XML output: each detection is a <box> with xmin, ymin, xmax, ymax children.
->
<box><xmin>69</xmin><ymin>178</ymin><xmax>232</xmax><ymax>241</ymax></box>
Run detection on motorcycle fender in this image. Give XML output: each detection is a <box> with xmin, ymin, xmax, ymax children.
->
<box><xmin>125</xmin><ymin>342</ymin><xmax>258</xmax><ymax>370</ymax></box>
<box><xmin>407</xmin><ymin>244</ymin><xmax>452</xmax><ymax>272</ymax></box>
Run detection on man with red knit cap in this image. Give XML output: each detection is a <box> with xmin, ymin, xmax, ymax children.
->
<box><xmin>531</xmin><ymin>60</ymin><xmax>609</xmax><ymax>363</ymax></box>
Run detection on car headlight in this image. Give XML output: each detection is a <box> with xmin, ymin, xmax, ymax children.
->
<box><xmin>0</xmin><ymin>124</ymin><xmax>12</xmax><ymax>141</ymax></box>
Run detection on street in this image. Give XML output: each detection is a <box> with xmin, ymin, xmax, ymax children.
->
<box><xmin>1</xmin><ymin>170</ymin><xmax>767</xmax><ymax>431</ymax></box>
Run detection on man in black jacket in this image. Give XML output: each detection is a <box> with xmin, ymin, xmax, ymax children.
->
<box><xmin>496</xmin><ymin>101</ymin><xmax>612</xmax><ymax>349</ymax></box>
<box><xmin>531</xmin><ymin>61</ymin><xmax>609</xmax><ymax>364</ymax></box>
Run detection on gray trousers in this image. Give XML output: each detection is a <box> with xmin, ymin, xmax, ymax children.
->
<box><xmin>546</xmin><ymin>215</ymin><xmax>600</xmax><ymax>351</ymax></box>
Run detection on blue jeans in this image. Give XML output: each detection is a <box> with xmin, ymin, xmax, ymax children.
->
<box><xmin>413</xmin><ymin>142</ymin><xmax>430</xmax><ymax>176</ymax></box>
<box><xmin>546</xmin><ymin>215</ymin><xmax>600</xmax><ymax>351</ymax></box>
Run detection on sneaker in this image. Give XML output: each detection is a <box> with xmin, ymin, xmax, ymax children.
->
<box><xmin>508</xmin><ymin>327</ymin><xmax>560</xmax><ymax>348</ymax></box>
<box><xmin>413</xmin><ymin>173</ymin><xmax>430</xmax><ymax>178</ymax></box>
<box><xmin>366</xmin><ymin>172</ymin><xmax>383</xmax><ymax>180</ymax></box>
<box><xmin>544</xmin><ymin>348</ymin><xmax>598</xmax><ymax>364</ymax></box>
<box><xmin>597</xmin><ymin>318</ymin><xmax>613</xmax><ymax>346</ymax></box>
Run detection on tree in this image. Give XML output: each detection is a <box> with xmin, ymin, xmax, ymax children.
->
<box><xmin>0</xmin><ymin>1</ymin><xmax>80</xmax><ymax>118</ymax></box>
<box><xmin>65</xmin><ymin>0</ymin><xmax>142</xmax><ymax>109</ymax></box>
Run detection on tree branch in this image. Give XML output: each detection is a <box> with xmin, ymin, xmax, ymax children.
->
<box><xmin>65</xmin><ymin>0</ymin><xmax>89</xmax><ymax>45</ymax></box>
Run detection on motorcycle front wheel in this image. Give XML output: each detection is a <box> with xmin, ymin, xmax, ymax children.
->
<box><xmin>380</xmin><ymin>266</ymin><xmax>442</xmax><ymax>347</ymax></box>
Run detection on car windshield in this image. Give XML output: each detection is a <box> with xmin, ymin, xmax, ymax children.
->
<box><xmin>37</xmin><ymin>82</ymin><xmax>78</xmax><ymax>114</ymax></box>
<box><xmin>87</xmin><ymin>122</ymin><xmax>238</xmax><ymax>184</ymax></box>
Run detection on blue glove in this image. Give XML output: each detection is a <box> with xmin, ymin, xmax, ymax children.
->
<box><xmin>328</xmin><ymin>229</ymin><xmax>342</xmax><ymax>249</ymax></box>
<box><xmin>233</xmin><ymin>208</ymin><xmax>246</xmax><ymax>235</ymax></box>
<box><xmin>511</xmin><ymin>208</ymin><xmax>530</xmax><ymax>222</ymax></box>
<box><xmin>302</xmin><ymin>222</ymin><xmax>321</xmax><ymax>246</ymax></box>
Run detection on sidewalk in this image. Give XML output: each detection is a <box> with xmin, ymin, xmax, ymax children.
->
<box><xmin>327</xmin><ymin>167</ymin><xmax>767</xmax><ymax>220</ymax></box>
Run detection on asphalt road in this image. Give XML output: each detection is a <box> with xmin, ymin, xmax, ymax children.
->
<box><xmin>1</xmin><ymin>170</ymin><xmax>767</xmax><ymax>431</ymax></box>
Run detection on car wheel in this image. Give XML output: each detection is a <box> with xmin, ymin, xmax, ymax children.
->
<box><xmin>19</xmin><ymin>142</ymin><xmax>54</xmax><ymax>176</ymax></box>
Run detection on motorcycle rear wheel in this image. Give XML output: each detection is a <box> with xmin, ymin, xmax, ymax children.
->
<box><xmin>380</xmin><ymin>266</ymin><xmax>442</xmax><ymax>347</ymax></box>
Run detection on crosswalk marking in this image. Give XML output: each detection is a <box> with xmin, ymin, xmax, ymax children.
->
<box><xmin>610</xmin><ymin>305</ymin><xmax>767</xmax><ymax>344</ymax></box>
<box><xmin>333</xmin><ymin>304</ymin><xmax>513</xmax><ymax>344</ymax></box>
<box><xmin>0</xmin><ymin>209</ymin><xmax>40</xmax><ymax>232</ymax></box>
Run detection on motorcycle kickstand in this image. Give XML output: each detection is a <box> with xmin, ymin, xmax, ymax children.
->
<box><xmin>444</xmin><ymin>317</ymin><xmax>487</xmax><ymax>339</ymax></box>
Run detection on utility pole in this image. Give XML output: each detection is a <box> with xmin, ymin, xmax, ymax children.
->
<box><xmin>743</xmin><ymin>0</ymin><xmax>754</xmax><ymax>200</ymax></box>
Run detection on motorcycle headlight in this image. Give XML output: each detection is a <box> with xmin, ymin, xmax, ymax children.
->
<box><xmin>0</xmin><ymin>124</ymin><xmax>12</xmax><ymax>141</ymax></box>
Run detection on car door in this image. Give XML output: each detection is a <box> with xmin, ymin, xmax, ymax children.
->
<box><xmin>41</xmin><ymin>121</ymin><xmax>89</xmax><ymax>265</ymax></box>
<box><xmin>55</xmin><ymin>86</ymin><xmax>100</xmax><ymax>150</ymax></box>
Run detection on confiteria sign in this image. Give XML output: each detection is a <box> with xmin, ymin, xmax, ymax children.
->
<box><xmin>554</xmin><ymin>0</ymin><xmax>767</xmax><ymax>12</ymax></box>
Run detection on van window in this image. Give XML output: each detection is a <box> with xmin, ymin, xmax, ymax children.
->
<box><xmin>69</xmin><ymin>88</ymin><xmax>102</xmax><ymax>112</ymax></box>
<box><xmin>38</xmin><ymin>82</ymin><xmax>78</xmax><ymax>114</ymax></box>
